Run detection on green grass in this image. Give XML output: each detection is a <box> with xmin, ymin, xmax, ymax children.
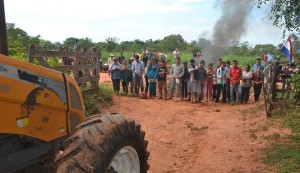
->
<box><xmin>263</xmin><ymin>143</ymin><xmax>300</xmax><ymax>173</ymax></box>
<box><xmin>262</xmin><ymin>104</ymin><xmax>300</xmax><ymax>173</ymax></box>
<box><xmin>83</xmin><ymin>83</ymin><xmax>113</xmax><ymax>116</ymax></box>
<box><xmin>222</xmin><ymin>55</ymin><xmax>257</xmax><ymax>67</ymax></box>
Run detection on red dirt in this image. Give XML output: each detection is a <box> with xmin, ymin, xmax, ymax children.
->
<box><xmin>100</xmin><ymin>73</ymin><xmax>290</xmax><ymax>173</ymax></box>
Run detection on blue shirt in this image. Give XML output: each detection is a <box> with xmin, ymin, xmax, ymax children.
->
<box><xmin>267</xmin><ymin>54</ymin><xmax>273</xmax><ymax>62</ymax></box>
<box><xmin>253</xmin><ymin>64</ymin><xmax>264</xmax><ymax>72</ymax></box>
<box><xmin>110</xmin><ymin>64</ymin><xmax>122</xmax><ymax>80</ymax></box>
<box><xmin>147</xmin><ymin>64</ymin><xmax>158</xmax><ymax>79</ymax></box>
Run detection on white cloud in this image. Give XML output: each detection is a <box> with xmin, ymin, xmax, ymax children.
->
<box><xmin>4</xmin><ymin>0</ymin><xmax>285</xmax><ymax>45</ymax></box>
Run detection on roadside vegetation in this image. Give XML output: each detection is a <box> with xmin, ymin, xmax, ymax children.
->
<box><xmin>83</xmin><ymin>83</ymin><xmax>114</xmax><ymax>116</ymax></box>
<box><xmin>262</xmin><ymin>102</ymin><xmax>300</xmax><ymax>173</ymax></box>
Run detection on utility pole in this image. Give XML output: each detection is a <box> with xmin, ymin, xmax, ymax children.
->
<box><xmin>0</xmin><ymin>0</ymin><xmax>8</xmax><ymax>56</ymax></box>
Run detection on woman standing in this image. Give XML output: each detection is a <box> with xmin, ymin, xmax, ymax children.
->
<box><xmin>147</xmin><ymin>58</ymin><xmax>158</xmax><ymax>98</ymax></box>
<box><xmin>241</xmin><ymin>65</ymin><xmax>253</xmax><ymax>103</ymax></box>
<box><xmin>252</xmin><ymin>67</ymin><xmax>262</xmax><ymax>102</ymax></box>
<box><xmin>109</xmin><ymin>58</ymin><xmax>122</xmax><ymax>94</ymax></box>
<box><xmin>206</xmin><ymin>63</ymin><xmax>214</xmax><ymax>102</ymax></box>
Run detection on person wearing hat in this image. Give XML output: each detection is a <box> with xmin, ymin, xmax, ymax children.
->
<box><xmin>108</xmin><ymin>53</ymin><xmax>115</xmax><ymax>76</ymax></box>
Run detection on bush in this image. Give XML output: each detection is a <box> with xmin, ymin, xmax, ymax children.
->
<box><xmin>83</xmin><ymin>84</ymin><xmax>114</xmax><ymax>116</ymax></box>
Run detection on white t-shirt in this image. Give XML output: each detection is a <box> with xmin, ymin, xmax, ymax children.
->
<box><xmin>242</xmin><ymin>71</ymin><xmax>252</xmax><ymax>87</ymax></box>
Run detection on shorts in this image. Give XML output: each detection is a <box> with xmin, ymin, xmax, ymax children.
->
<box><xmin>187</xmin><ymin>80</ymin><xmax>198</xmax><ymax>93</ymax></box>
<box><xmin>158</xmin><ymin>80</ymin><xmax>167</xmax><ymax>90</ymax></box>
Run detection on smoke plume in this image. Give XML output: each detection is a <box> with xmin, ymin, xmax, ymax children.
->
<box><xmin>197</xmin><ymin>0</ymin><xmax>254</xmax><ymax>65</ymax></box>
<box><xmin>212</xmin><ymin>0</ymin><xmax>253</xmax><ymax>47</ymax></box>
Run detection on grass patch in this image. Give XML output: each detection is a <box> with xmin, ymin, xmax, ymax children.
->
<box><xmin>222</xmin><ymin>55</ymin><xmax>257</xmax><ymax>67</ymax></box>
<box><xmin>263</xmin><ymin>143</ymin><xmax>300</xmax><ymax>173</ymax></box>
<box><xmin>262</xmin><ymin>103</ymin><xmax>300</xmax><ymax>173</ymax></box>
<box><xmin>83</xmin><ymin>83</ymin><xmax>114</xmax><ymax>116</ymax></box>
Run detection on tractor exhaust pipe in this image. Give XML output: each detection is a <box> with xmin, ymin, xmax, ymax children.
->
<box><xmin>0</xmin><ymin>0</ymin><xmax>8</xmax><ymax>56</ymax></box>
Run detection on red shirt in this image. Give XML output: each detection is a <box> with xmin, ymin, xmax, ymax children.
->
<box><xmin>229</xmin><ymin>67</ymin><xmax>241</xmax><ymax>85</ymax></box>
<box><xmin>263</xmin><ymin>54</ymin><xmax>267</xmax><ymax>61</ymax></box>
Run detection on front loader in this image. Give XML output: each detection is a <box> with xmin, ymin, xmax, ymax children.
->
<box><xmin>0</xmin><ymin>1</ymin><xmax>149</xmax><ymax>172</ymax></box>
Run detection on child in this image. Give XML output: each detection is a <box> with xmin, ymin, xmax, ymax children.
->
<box><xmin>181</xmin><ymin>62</ymin><xmax>189</xmax><ymax>100</ymax></box>
<box><xmin>186</xmin><ymin>59</ymin><xmax>198</xmax><ymax>102</ymax></box>
<box><xmin>121</xmin><ymin>60</ymin><xmax>132</xmax><ymax>95</ymax></box>
<box><xmin>158</xmin><ymin>60</ymin><xmax>168</xmax><ymax>99</ymax></box>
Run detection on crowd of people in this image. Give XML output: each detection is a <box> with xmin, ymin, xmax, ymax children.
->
<box><xmin>108</xmin><ymin>48</ymin><xmax>293</xmax><ymax>104</ymax></box>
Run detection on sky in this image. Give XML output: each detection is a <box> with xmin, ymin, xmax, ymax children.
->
<box><xmin>4</xmin><ymin>0</ymin><xmax>286</xmax><ymax>46</ymax></box>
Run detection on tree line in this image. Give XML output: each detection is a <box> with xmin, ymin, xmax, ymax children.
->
<box><xmin>6</xmin><ymin>23</ymin><xmax>299</xmax><ymax>61</ymax></box>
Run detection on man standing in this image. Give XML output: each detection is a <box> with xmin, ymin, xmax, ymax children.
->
<box><xmin>186</xmin><ymin>59</ymin><xmax>198</xmax><ymax>102</ymax></box>
<box><xmin>131</xmin><ymin>55</ymin><xmax>145</xmax><ymax>96</ymax></box>
<box><xmin>142</xmin><ymin>47</ymin><xmax>149</xmax><ymax>67</ymax></box>
<box><xmin>262</xmin><ymin>52</ymin><xmax>268</xmax><ymax>66</ymax></box>
<box><xmin>216</xmin><ymin>62</ymin><xmax>227</xmax><ymax>103</ymax></box>
<box><xmin>118</xmin><ymin>52</ymin><xmax>125</xmax><ymax>64</ymax></box>
<box><xmin>168</xmin><ymin>57</ymin><xmax>184</xmax><ymax>99</ymax></box>
<box><xmin>229</xmin><ymin>60</ymin><xmax>242</xmax><ymax>103</ymax></box>
<box><xmin>173</xmin><ymin>48</ymin><xmax>180</xmax><ymax>59</ymax></box>
<box><xmin>197</xmin><ymin>60</ymin><xmax>207</xmax><ymax>102</ymax></box>
<box><xmin>253</xmin><ymin>58</ymin><xmax>264</xmax><ymax>72</ymax></box>
<box><xmin>267</xmin><ymin>52</ymin><xmax>273</xmax><ymax>64</ymax></box>
<box><xmin>108</xmin><ymin>54</ymin><xmax>115</xmax><ymax>76</ymax></box>
<box><xmin>225</xmin><ymin>60</ymin><xmax>231</xmax><ymax>102</ymax></box>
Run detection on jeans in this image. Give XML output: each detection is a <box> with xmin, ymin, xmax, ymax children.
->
<box><xmin>226</xmin><ymin>78</ymin><xmax>231</xmax><ymax>102</ymax></box>
<box><xmin>198</xmin><ymin>83</ymin><xmax>205</xmax><ymax>101</ymax></box>
<box><xmin>112</xmin><ymin>79</ymin><xmax>120</xmax><ymax>93</ymax></box>
<box><xmin>182</xmin><ymin>80</ymin><xmax>188</xmax><ymax>98</ymax></box>
<box><xmin>253</xmin><ymin>84</ymin><xmax>262</xmax><ymax>101</ymax></box>
<box><xmin>230</xmin><ymin>84</ymin><xmax>241</xmax><ymax>103</ymax></box>
<box><xmin>213</xmin><ymin>84</ymin><xmax>217</xmax><ymax>100</ymax></box>
<box><xmin>241</xmin><ymin>86</ymin><xmax>250</xmax><ymax>103</ymax></box>
<box><xmin>216</xmin><ymin>84</ymin><xmax>227</xmax><ymax>103</ymax></box>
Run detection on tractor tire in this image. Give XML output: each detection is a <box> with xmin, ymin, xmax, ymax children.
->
<box><xmin>55</xmin><ymin>113</ymin><xmax>149</xmax><ymax>173</ymax></box>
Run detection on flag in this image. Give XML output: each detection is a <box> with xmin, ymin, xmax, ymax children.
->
<box><xmin>280</xmin><ymin>36</ymin><xmax>294</xmax><ymax>62</ymax></box>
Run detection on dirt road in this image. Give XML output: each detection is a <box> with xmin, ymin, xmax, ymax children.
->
<box><xmin>101</xmin><ymin>73</ymin><xmax>290</xmax><ymax>173</ymax></box>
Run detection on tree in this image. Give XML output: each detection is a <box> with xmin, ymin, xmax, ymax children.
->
<box><xmin>105</xmin><ymin>37</ymin><xmax>119</xmax><ymax>52</ymax></box>
<box><xmin>257</xmin><ymin>0</ymin><xmax>300</xmax><ymax>35</ymax></box>
<box><xmin>158</xmin><ymin>34</ymin><xmax>187</xmax><ymax>52</ymax></box>
<box><xmin>7</xmin><ymin>23</ymin><xmax>40</xmax><ymax>57</ymax></box>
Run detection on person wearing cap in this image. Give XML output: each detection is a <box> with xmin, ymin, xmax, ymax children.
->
<box><xmin>108</xmin><ymin>53</ymin><xmax>115</xmax><ymax>76</ymax></box>
<box><xmin>131</xmin><ymin>55</ymin><xmax>145</xmax><ymax>96</ymax></box>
